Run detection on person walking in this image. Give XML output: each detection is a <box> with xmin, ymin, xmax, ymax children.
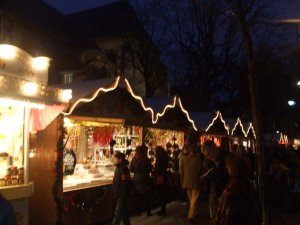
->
<box><xmin>201</xmin><ymin>141</ymin><xmax>228</xmax><ymax>225</ymax></box>
<box><xmin>112</xmin><ymin>152</ymin><xmax>131</xmax><ymax>225</ymax></box>
<box><xmin>216</xmin><ymin>153</ymin><xmax>259</xmax><ymax>225</ymax></box>
<box><xmin>153</xmin><ymin>146</ymin><xmax>169</xmax><ymax>216</ymax></box>
<box><xmin>179</xmin><ymin>145</ymin><xmax>202</xmax><ymax>224</ymax></box>
<box><xmin>130</xmin><ymin>145</ymin><xmax>153</xmax><ymax>216</ymax></box>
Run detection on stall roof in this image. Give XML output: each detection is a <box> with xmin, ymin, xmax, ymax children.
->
<box><xmin>243</xmin><ymin>122</ymin><xmax>256</xmax><ymax>139</ymax></box>
<box><xmin>225</xmin><ymin>118</ymin><xmax>247</xmax><ymax>137</ymax></box>
<box><xmin>189</xmin><ymin>111</ymin><xmax>216</xmax><ymax>132</ymax></box>
<box><xmin>54</xmin><ymin>77</ymin><xmax>117</xmax><ymax>102</ymax></box>
<box><xmin>143</xmin><ymin>97</ymin><xmax>176</xmax><ymax>115</ymax></box>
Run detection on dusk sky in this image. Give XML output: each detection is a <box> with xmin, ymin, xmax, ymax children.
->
<box><xmin>43</xmin><ymin>0</ymin><xmax>300</xmax><ymax>19</ymax></box>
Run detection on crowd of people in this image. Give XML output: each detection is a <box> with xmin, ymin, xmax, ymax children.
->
<box><xmin>110</xmin><ymin>139</ymin><xmax>300</xmax><ymax>225</ymax></box>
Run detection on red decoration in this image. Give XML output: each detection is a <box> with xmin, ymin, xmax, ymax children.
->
<box><xmin>93</xmin><ymin>127</ymin><xmax>115</xmax><ymax>146</ymax></box>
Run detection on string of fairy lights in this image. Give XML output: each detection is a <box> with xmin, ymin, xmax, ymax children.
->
<box><xmin>61</xmin><ymin>77</ymin><xmax>260</xmax><ymax>138</ymax></box>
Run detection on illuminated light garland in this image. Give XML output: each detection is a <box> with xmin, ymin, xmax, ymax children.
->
<box><xmin>177</xmin><ymin>98</ymin><xmax>197</xmax><ymax>131</ymax></box>
<box><xmin>124</xmin><ymin>78</ymin><xmax>156</xmax><ymax>122</ymax></box>
<box><xmin>246</xmin><ymin>122</ymin><xmax>256</xmax><ymax>139</ymax></box>
<box><xmin>231</xmin><ymin>118</ymin><xmax>247</xmax><ymax>137</ymax></box>
<box><xmin>125</xmin><ymin>79</ymin><xmax>197</xmax><ymax>130</ymax></box>
<box><xmin>154</xmin><ymin>96</ymin><xmax>177</xmax><ymax>123</ymax></box>
<box><xmin>205</xmin><ymin>111</ymin><xmax>230</xmax><ymax>135</ymax></box>
<box><xmin>62</xmin><ymin>77</ymin><xmax>120</xmax><ymax>116</ymax></box>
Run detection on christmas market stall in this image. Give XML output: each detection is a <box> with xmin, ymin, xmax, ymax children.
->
<box><xmin>244</xmin><ymin>122</ymin><xmax>257</xmax><ymax>151</ymax></box>
<box><xmin>143</xmin><ymin>96</ymin><xmax>197</xmax><ymax>151</ymax></box>
<box><xmin>225</xmin><ymin>118</ymin><xmax>248</xmax><ymax>153</ymax></box>
<box><xmin>191</xmin><ymin>111</ymin><xmax>230</xmax><ymax>149</ymax></box>
<box><xmin>49</xmin><ymin>77</ymin><xmax>154</xmax><ymax>225</ymax></box>
<box><xmin>0</xmin><ymin>44</ymin><xmax>71</xmax><ymax>225</ymax></box>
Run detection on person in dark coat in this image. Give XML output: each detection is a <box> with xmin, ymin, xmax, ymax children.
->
<box><xmin>129</xmin><ymin>145</ymin><xmax>153</xmax><ymax>216</ymax></box>
<box><xmin>216</xmin><ymin>153</ymin><xmax>259</xmax><ymax>225</ymax></box>
<box><xmin>201</xmin><ymin>141</ymin><xmax>228</xmax><ymax>225</ymax></box>
<box><xmin>0</xmin><ymin>194</ymin><xmax>16</xmax><ymax>225</ymax></box>
<box><xmin>112</xmin><ymin>152</ymin><xmax>131</xmax><ymax>225</ymax></box>
<box><xmin>153</xmin><ymin>146</ymin><xmax>169</xmax><ymax>216</ymax></box>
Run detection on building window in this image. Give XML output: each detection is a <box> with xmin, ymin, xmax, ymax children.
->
<box><xmin>63</xmin><ymin>73</ymin><xmax>73</xmax><ymax>84</ymax></box>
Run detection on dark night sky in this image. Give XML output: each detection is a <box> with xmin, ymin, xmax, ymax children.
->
<box><xmin>43</xmin><ymin>0</ymin><xmax>300</xmax><ymax>19</ymax></box>
<box><xmin>43</xmin><ymin>0</ymin><xmax>119</xmax><ymax>14</ymax></box>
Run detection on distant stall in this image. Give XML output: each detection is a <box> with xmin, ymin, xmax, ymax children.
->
<box><xmin>244</xmin><ymin>122</ymin><xmax>257</xmax><ymax>151</ymax></box>
<box><xmin>191</xmin><ymin>111</ymin><xmax>230</xmax><ymax>149</ymax></box>
<box><xmin>226</xmin><ymin>118</ymin><xmax>247</xmax><ymax>152</ymax></box>
<box><xmin>143</xmin><ymin>96</ymin><xmax>197</xmax><ymax>151</ymax></box>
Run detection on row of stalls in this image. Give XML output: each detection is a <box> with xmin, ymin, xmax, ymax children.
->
<box><xmin>32</xmin><ymin>78</ymin><xmax>255</xmax><ymax>225</ymax></box>
<box><xmin>0</xmin><ymin>45</ymin><xmax>256</xmax><ymax>225</ymax></box>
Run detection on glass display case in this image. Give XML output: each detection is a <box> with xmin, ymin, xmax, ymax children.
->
<box><xmin>0</xmin><ymin>103</ymin><xmax>26</xmax><ymax>187</ymax></box>
<box><xmin>62</xmin><ymin>116</ymin><xmax>142</xmax><ymax>191</ymax></box>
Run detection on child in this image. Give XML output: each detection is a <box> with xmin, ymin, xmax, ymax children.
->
<box><xmin>112</xmin><ymin>152</ymin><xmax>131</xmax><ymax>225</ymax></box>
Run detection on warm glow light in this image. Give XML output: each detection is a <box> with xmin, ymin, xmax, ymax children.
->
<box><xmin>32</xmin><ymin>57</ymin><xmax>50</xmax><ymax>70</ymax></box>
<box><xmin>29</xmin><ymin>149</ymin><xmax>36</xmax><ymax>158</ymax></box>
<box><xmin>63</xmin><ymin>117</ymin><xmax>74</xmax><ymax>127</ymax></box>
<box><xmin>62</xmin><ymin>77</ymin><xmax>120</xmax><ymax>116</ymax></box>
<box><xmin>0</xmin><ymin>44</ymin><xmax>17</xmax><ymax>59</ymax></box>
<box><xmin>59</xmin><ymin>89</ymin><xmax>72</xmax><ymax>103</ymax></box>
<box><xmin>231</xmin><ymin>118</ymin><xmax>247</xmax><ymax>137</ymax></box>
<box><xmin>0</xmin><ymin>98</ymin><xmax>45</xmax><ymax>109</ymax></box>
<box><xmin>205</xmin><ymin>111</ymin><xmax>230</xmax><ymax>135</ymax></box>
<box><xmin>22</xmin><ymin>82</ymin><xmax>38</xmax><ymax>96</ymax></box>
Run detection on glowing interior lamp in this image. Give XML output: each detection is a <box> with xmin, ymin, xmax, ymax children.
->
<box><xmin>288</xmin><ymin>100</ymin><xmax>296</xmax><ymax>107</ymax></box>
<box><xmin>63</xmin><ymin>117</ymin><xmax>74</xmax><ymax>127</ymax></box>
<box><xmin>60</xmin><ymin>89</ymin><xmax>72</xmax><ymax>103</ymax></box>
<box><xmin>22</xmin><ymin>82</ymin><xmax>38</xmax><ymax>96</ymax></box>
<box><xmin>0</xmin><ymin>44</ymin><xmax>17</xmax><ymax>59</ymax></box>
<box><xmin>29</xmin><ymin>149</ymin><xmax>36</xmax><ymax>158</ymax></box>
<box><xmin>297</xmin><ymin>81</ymin><xmax>300</xmax><ymax>87</ymax></box>
<box><xmin>32</xmin><ymin>57</ymin><xmax>50</xmax><ymax>70</ymax></box>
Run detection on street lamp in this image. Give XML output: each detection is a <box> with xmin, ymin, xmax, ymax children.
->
<box><xmin>288</xmin><ymin>100</ymin><xmax>296</xmax><ymax>106</ymax></box>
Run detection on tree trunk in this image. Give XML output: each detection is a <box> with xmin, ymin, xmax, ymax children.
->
<box><xmin>233</xmin><ymin>2</ymin><xmax>269</xmax><ymax>225</ymax></box>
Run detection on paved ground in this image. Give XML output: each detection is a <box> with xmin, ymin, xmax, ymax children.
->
<box><xmin>103</xmin><ymin>200</ymin><xmax>211</xmax><ymax>225</ymax></box>
<box><xmin>102</xmin><ymin>199</ymin><xmax>300</xmax><ymax>225</ymax></box>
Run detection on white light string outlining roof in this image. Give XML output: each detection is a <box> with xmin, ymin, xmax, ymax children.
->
<box><xmin>246</xmin><ymin>122</ymin><xmax>256</xmax><ymax>139</ymax></box>
<box><xmin>61</xmin><ymin>77</ymin><xmax>198</xmax><ymax>129</ymax></box>
<box><xmin>125</xmin><ymin>78</ymin><xmax>197</xmax><ymax>130</ymax></box>
<box><xmin>205</xmin><ymin>111</ymin><xmax>230</xmax><ymax>135</ymax></box>
<box><xmin>62</xmin><ymin>76</ymin><xmax>120</xmax><ymax>116</ymax></box>
<box><xmin>177</xmin><ymin>98</ymin><xmax>197</xmax><ymax>131</ymax></box>
<box><xmin>231</xmin><ymin>118</ymin><xmax>247</xmax><ymax>137</ymax></box>
<box><xmin>124</xmin><ymin>78</ymin><xmax>156</xmax><ymax>122</ymax></box>
<box><xmin>154</xmin><ymin>96</ymin><xmax>177</xmax><ymax>123</ymax></box>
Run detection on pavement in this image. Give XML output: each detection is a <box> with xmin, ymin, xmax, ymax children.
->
<box><xmin>101</xmin><ymin>199</ymin><xmax>300</xmax><ymax>225</ymax></box>
<box><xmin>103</xmin><ymin>200</ymin><xmax>211</xmax><ymax>225</ymax></box>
